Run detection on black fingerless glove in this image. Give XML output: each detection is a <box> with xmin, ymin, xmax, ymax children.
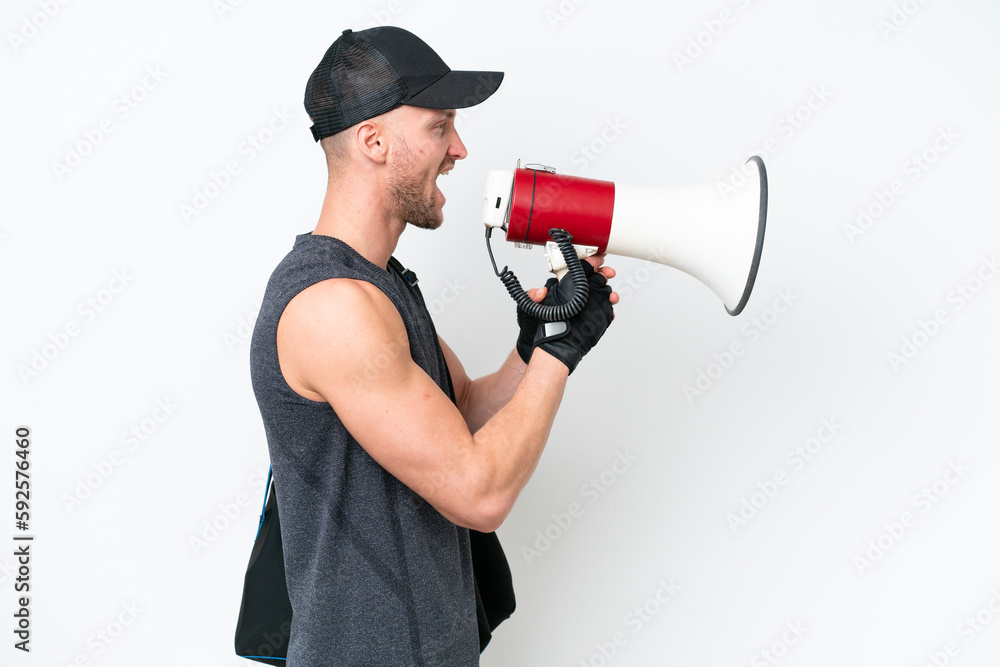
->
<box><xmin>532</xmin><ymin>261</ymin><xmax>615</xmax><ymax>373</ymax></box>
<box><xmin>515</xmin><ymin>277</ymin><xmax>559</xmax><ymax>364</ymax></box>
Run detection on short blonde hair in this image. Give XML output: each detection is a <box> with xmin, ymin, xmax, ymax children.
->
<box><xmin>320</xmin><ymin>130</ymin><xmax>353</xmax><ymax>177</ymax></box>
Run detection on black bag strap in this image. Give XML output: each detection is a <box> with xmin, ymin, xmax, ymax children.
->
<box><xmin>388</xmin><ymin>255</ymin><xmax>422</xmax><ymax>297</ymax></box>
<box><xmin>255</xmin><ymin>468</ymin><xmax>272</xmax><ymax>538</ymax></box>
<box><xmin>387</xmin><ymin>256</ymin><xmax>458</xmax><ymax>405</ymax></box>
<box><xmin>386</xmin><ymin>256</ymin><xmax>515</xmax><ymax>648</ymax></box>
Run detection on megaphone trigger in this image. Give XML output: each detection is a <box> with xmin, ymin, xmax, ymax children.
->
<box><xmin>546</xmin><ymin>242</ymin><xmax>600</xmax><ymax>280</ymax></box>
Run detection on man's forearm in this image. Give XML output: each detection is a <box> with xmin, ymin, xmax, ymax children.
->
<box><xmin>467</xmin><ymin>349</ymin><xmax>569</xmax><ymax>529</ymax></box>
<box><xmin>457</xmin><ymin>347</ymin><xmax>532</xmax><ymax>434</ymax></box>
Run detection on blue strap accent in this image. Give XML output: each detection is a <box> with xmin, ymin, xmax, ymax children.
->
<box><xmin>238</xmin><ymin>656</ymin><xmax>287</xmax><ymax>662</ymax></box>
<box><xmin>254</xmin><ymin>467</ymin><xmax>273</xmax><ymax>540</ymax></box>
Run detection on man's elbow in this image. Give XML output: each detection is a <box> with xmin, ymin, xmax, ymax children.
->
<box><xmin>450</xmin><ymin>492</ymin><xmax>514</xmax><ymax>534</ymax></box>
<box><xmin>435</xmin><ymin>444</ymin><xmax>518</xmax><ymax>532</ymax></box>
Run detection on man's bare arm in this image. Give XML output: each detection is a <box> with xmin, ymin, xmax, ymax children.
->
<box><xmin>439</xmin><ymin>340</ymin><xmax>530</xmax><ymax>435</ymax></box>
<box><xmin>277</xmin><ymin>278</ymin><xmax>569</xmax><ymax>533</ymax></box>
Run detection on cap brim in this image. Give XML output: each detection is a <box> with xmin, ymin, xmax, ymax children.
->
<box><xmin>406</xmin><ymin>70</ymin><xmax>504</xmax><ymax>109</ymax></box>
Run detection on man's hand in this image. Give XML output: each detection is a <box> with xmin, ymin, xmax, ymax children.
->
<box><xmin>516</xmin><ymin>255</ymin><xmax>618</xmax><ymax>371</ymax></box>
<box><xmin>515</xmin><ymin>277</ymin><xmax>557</xmax><ymax>364</ymax></box>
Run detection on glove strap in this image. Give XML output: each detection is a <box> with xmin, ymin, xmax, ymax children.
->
<box><xmin>534</xmin><ymin>321</ymin><xmax>569</xmax><ymax>345</ymax></box>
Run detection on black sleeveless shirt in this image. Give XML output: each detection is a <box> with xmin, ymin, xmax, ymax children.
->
<box><xmin>249</xmin><ymin>233</ymin><xmax>478</xmax><ymax>666</ymax></box>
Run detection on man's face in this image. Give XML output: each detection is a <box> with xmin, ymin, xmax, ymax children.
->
<box><xmin>385</xmin><ymin>107</ymin><xmax>467</xmax><ymax>230</ymax></box>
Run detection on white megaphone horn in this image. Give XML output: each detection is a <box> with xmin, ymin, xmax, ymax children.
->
<box><xmin>482</xmin><ymin>156</ymin><xmax>767</xmax><ymax>316</ymax></box>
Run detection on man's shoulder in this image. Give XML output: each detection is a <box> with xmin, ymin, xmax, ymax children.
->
<box><xmin>290</xmin><ymin>277</ymin><xmax>390</xmax><ymax>316</ymax></box>
<box><xmin>282</xmin><ymin>277</ymin><xmax>406</xmax><ymax>350</ymax></box>
<box><xmin>261</xmin><ymin>234</ymin><xmax>395</xmax><ymax>311</ymax></box>
<box><xmin>276</xmin><ymin>276</ymin><xmax>411</xmax><ymax>401</ymax></box>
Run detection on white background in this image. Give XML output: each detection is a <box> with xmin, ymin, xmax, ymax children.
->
<box><xmin>3</xmin><ymin>0</ymin><xmax>999</xmax><ymax>665</ymax></box>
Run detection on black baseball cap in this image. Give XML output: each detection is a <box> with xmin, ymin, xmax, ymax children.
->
<box><xmin>304</xmin><ymin>26</ymin><xmax>504</xmax><ymax>142</ymax></box>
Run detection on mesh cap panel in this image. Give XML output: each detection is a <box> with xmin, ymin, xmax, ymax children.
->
<box><xmin>305</xmin><ymin>35</ymin><xmax>408</xmax><ymax>141</ymax></box>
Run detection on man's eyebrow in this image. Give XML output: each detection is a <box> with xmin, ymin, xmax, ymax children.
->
<box><xmin>431</xmin><ymin>110</ymin><xmax>456</xmax><ymax>122</ymax></box>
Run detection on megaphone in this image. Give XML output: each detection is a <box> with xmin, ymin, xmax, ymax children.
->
<box><xmin>481</xmin><ymin>156</ymin><xmax>767</xmax><ymax>316</ymax></box>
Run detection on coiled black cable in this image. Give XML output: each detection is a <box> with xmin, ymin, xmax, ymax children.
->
<box><xmin>486</xmin><ymin>227</ymin><xmax>589</xmax><ymax>322</ymax></box>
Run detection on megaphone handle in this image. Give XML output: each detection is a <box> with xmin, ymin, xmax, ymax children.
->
<box><xmin>546</xmin><ymin>242</ymin><xmax>600</xmax><ymax>280</ymax></box>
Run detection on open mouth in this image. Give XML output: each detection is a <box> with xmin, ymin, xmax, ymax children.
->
<box><xmin>434</xmin><ymin>166</ymin><xmax>452</xmax><ymax>199</ymax></box>
<box><xmin>434</xmin><ymin>173</ymin><xmax>446</xmax><ymax>203</ymax></box>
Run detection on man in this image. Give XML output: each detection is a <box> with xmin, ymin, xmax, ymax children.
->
<box><xmin>249</xmin><ymin>26</ymin><xmax>617</xmax><ymax>665</ymax></box>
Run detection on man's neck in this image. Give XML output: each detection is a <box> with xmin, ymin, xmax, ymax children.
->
<box><xmin>312</xmin><ymin>177</ymin><xmax>405</xmax><ymax>270</ymax></box>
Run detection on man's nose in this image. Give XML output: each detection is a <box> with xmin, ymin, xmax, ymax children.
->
<box><xmin>450</xmin><ymin>129</ymin><xmax>468</xmax><ymax>161</ymax></box>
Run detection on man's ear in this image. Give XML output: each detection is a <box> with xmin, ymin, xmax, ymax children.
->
<box><xmin>356</xmin><ymin>120</ymin><xmax>388</xmax><ymax>164</ymax></box>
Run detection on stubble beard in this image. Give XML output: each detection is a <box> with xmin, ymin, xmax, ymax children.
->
<box><xmin>387</xmin><ymin>140</ymin><xmax>445</xmax><ymax>231</ymax></box>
